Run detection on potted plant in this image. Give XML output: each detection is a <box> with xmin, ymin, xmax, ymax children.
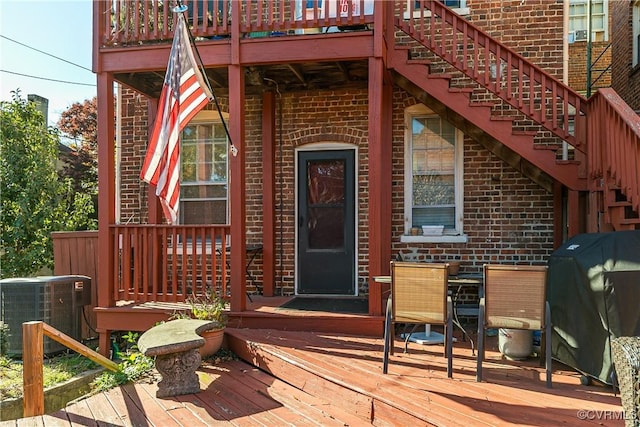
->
<box><xmin>171</xmin><ymin>292</ymin><xmax>228</xmax><ymax>358</ymax></box>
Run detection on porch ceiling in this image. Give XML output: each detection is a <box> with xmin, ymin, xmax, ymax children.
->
<box><xmin>114</xmin><ymin>59</ymin><xmax>369</xmax><ymax>98</ymax></box>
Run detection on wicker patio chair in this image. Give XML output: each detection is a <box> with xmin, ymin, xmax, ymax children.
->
<box><xmin>476</xmin><ymin>264</ymin><xmax>552</xmax><ymax>388</ymax></box>
<box><xmin>382</xmin><ymin>261</ymin><xmax>453</xmax><ymax>377</ymax></box>
<box><xmin>611</xmin><ymin>336</ymin><xmax>640</xmax><ymax>427</ymax></box>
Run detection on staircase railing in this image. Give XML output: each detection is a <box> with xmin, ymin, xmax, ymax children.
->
<box><xmin>587</xmin><ymin>88</ymin><xmax>640</xmax><ymax>214</ymax></box>
<box><xmin>393</xmin><ymin>0</ymin><xmax>587</xmax><ymax>151</ymax></box>
<box><xmin>22</xmin><ymin>321</ymin><xmax>118</xmax><ymax>417</ymax></box>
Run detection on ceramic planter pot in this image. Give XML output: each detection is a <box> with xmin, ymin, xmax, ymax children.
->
<box><xmin>199</xmin><ymin>327</ymin><xmax>225</xmax><ymax>358</ymax></box>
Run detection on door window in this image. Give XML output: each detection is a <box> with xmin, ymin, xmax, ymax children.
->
<box><xmin>306</xmin><ymin>159</ymin><xmax>346</xmax><ymax>249</ymax></box>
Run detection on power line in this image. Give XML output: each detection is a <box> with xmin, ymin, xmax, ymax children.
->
<box><xmin>0</xmin><ymin>34</ymin><xmax>93</xmax><ymax>73</ymax></box>
<box><xmin>0</xmin><ymin>69</ymin><xmax>95</xmax><ymax>87</ymax></box>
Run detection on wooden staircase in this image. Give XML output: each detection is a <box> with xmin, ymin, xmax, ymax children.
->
<box><xmin>387</xmin><ymin>0</ymin><xmax>640</xmax><ymax>232</ymax></box>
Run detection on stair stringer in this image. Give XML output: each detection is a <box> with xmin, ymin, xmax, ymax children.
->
<box><xmin>389</xmin><ymin>49</ymin><xmax>585</xmax><ymax>191</ymax></box>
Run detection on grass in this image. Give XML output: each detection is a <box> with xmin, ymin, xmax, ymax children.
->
<box><xmin>0</xmin><ymin>353</ymin><xmax>99</xmax><ymax>400</ymax></box>
<box><xmin>0</xmin><ymin>332</ymin><xmax>154</xmax><ymax>401</ymax></box>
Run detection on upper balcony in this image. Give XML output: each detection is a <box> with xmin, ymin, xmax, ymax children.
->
<box><xmin>94</xmin><ymin>0</ymin><xmax>380</xmax><ymax>97</ymax></box>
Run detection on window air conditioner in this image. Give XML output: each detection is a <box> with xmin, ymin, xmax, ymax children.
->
<box><xmin>574</xmin><ymin>30</ymin><xmax>588</xmax><ymax>41</ymax></box>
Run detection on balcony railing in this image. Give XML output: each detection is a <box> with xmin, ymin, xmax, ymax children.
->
<box><xmin>100</xmin><ymin>0</ymin><xmax>375</xmax><ymax>47</ymax></box>
<box><xmin>111</xmin><ymin>224</ymin><xmax>231</xmax><ymax>303</ymax></box>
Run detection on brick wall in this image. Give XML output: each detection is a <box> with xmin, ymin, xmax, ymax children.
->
<box><xmin>119</xmin><ymin>87</ymin><xmax>555</xmax><ymax>297</ymax></box>
<box><xmin>569</xmin><ymin>41</ymin><xmax>612</xmax><ymax>96</ymax></box>
<box><xmin>118</xmin><ymin>88</ymin><xmax>149</xmax><ymax>223</ymax></box>
<box><xmin>467</xmin><ymin>0</ymin><xmax>564</xmax><ymax>79</ymax></box>
<box><xmin>117</xmin><ymin>0</ymin><xmax>562</xmax><ymax>296</ymax></box>
<box><xmin>611</xmin><ymin>0</ymin><xmax>640</xmax><ymax>111</ymax></box>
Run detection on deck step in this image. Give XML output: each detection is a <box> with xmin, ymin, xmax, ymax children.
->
<box><xmin>226</xmin><ymin>328</ymin><xmax>469</xmax><ymax>426</ymax></box>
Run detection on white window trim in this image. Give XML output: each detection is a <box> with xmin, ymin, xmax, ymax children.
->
<box><xmin>404</xmin><ymin>0</ymin><xmax>470</xmax><ymax>20</ymax></box>
<box><xmin>180</xmin><ymin>110</ymin><xmax>230</xmax><ymax>225</ymax></box>
<box><xmin>633</xmin><ymin>0</ymin><xmax>640</xmax><ymax>67</ymax></box>
<box><xmin>401</xmin><ymin>104</ymin><xmax>467</xmax><ymax>244</ymax></box>
<box><xmin>568</xmin><ymin>0</ymin><xmax>609</xmax><ymax>42</ymax></box>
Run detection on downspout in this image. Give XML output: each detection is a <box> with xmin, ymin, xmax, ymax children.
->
<box><xmin>561</xmin><ymin>0</ymin><xmax>570</xmax><ymax>242</ymax></box>
<box><xmin>115</xmin><ymin>82</ymin><xmax>122</xmax><ymax>223</ymax></box>
<box><xmin>562</xmin><ymin>0</ymin><xmax>569</xmax><ymax>161</ymax></box>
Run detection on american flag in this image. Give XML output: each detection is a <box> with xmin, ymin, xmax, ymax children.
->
<box><xmin>140</xmin><ymin>12</ymin><xmax>212</xmax><ymax>224</ymax></box>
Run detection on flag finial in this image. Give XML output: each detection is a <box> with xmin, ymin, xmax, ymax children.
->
<box><xmin>172</xmin><ymin>2</ymin><xmax>187</xmax><ymax>13</ymax></box>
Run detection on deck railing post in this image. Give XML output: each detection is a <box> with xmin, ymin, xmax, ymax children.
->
<box><xmin>22</xmin><ymin>321</ymin><xmax>45</xmax><ymax>417</ymax></box>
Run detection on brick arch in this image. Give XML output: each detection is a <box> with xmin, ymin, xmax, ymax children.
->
<box><xmin>288</xmin><ymin>125</ymin><xmax>366</xmax><ymax>147</ymax></box>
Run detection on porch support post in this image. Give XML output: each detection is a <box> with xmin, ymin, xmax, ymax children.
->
<box><xmin>368</xmin><ymin>55</ymin><xmax>393</xmax><ymax>316</ymax></box>
<box><xmin>96</xmin><ymin>71</ymin><xmax>116</xmax><ymax>356</ymax></box>
<box><xmin>552</xmin><ymin>181</ymin><xmax>564</xmax><ymax>249</ymax></box>
<box><xmin>261</xmin><ymin>91</ymin><xmax>276</xmax><ymax>297</ymax></box>
<box><xmin>146</xmin><ymin>98</ymin><xmax>163</xmax><ymax>224</ymax></box>
<box><xmin>228</xmin><ymin>62</ymin><xmax>246</xmax><ymax>311</ymax></box>
<box><xmin>567</xmin><ymin>189</ymin><xmax>581</xmax><ymax>238</ymax></box>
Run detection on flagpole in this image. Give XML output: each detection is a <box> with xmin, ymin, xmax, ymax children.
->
<box><xmin>174</xmin><ymin>0</ymin><xmax>238</xmax><ymax>156</ymax></box>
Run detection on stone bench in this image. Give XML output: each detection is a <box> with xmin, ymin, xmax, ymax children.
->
<box><xmin>137</xmin><ymin>319</ymin><xmax>219</xmax><ymax>397</ymax></box>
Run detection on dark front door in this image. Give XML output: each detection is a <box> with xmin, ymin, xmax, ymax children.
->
<box><xmin>297</xmin><ymin>150</ymin><xmax>356</xmax><ymax>295</ymax></box>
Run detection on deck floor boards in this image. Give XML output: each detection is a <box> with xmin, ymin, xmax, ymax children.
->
<box><xmin>2</xmin><ymin>328</ymin><xmax>623</xmax><ymax>427</ymax></box>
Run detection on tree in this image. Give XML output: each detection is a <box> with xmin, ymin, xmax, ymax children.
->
<box><xmin>57</xmin><ymin>97</ymin><xmax>98</xmax><ymax>217</ymax></box>
<box><xmin>0</xmin><ymin>91</ymin><xmax>95</xmax><ymax>278</ymax></box>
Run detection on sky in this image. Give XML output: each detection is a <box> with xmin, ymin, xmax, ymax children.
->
<box><xmin>0</xmin><ymin>0</ymin><xmax>96</xmax><ymax>127</ymax></box>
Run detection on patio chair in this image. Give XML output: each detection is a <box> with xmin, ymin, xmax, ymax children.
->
<box><xmin>382</xmin><ymin>261</ymin><xmax>453</xmax><ymax>377</ymax></box>
<box><xmin>476</xmin><ymin>264</ymin><xmax>552</xmax><ymax>388</ymax></box>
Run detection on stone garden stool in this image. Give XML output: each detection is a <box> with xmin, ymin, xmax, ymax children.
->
<box><xmin>137</xmin><ymin>319</ymin><xmax>219</xmax><ymax>397</ymax></box>
<box><xmin>611</xmin><ymin>336</ymin><xmax>640</xmax><ymax>427</ymax></box>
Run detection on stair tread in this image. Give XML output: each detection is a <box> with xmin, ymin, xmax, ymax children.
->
<box><xmin>407</xmin><ymin>59</ymin><xmax>431</xmax><ymax>65</ymax></box>
<box><xmin>533</xmin><ymin>143</ymin><xmax>562</xmax><ymax>150</ymax></box>
<box><xmin>556</xmin><ymin>159</ymin><xmax>581</xmax><ymax>165</ymax></box>
<box><xmin>619</xmin><ymin>217</ymin><xmax>640</xmax><ymax>224</ymax></box>
<box><xmin>515</xmin><ymin>130</ymin><xmax>541</xmax><ymax>136</ymax></box>
<box><xmin>607</xmin><ymin>201</ymin><xmax>633</xmax><ymax>207</ymax></box>
<box><xmin>449</xmin><ymin>87</ymin><xmax>475</xmax><ymax>93</ymax></box>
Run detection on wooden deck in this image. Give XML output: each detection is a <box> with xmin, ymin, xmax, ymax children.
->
<box><xmin>2</xmin><ymin>325</ymin><xmax>624</xmax><ymax>426</ymax></box>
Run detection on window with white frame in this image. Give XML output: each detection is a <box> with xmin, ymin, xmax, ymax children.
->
<box><xmin>404</xmin><ymin>105</ymin><xmax>464</xmax><ymax>239</ymax></box>
<box><xmin>180</xmin><ymin>111</ymin><xmax>229</xmax><ymax>224</ymax></box>
<box><xmin>405</xmin><ymin>0</ymin><xmax>469</xmax><ymax>19</ymax></box>
<box><xmin>569</xmin><ymin>0</ymin><xmax>608</xmax><ymax>42</ymax></box>
<box><xmin>634</xmin><ymin>0</ymin><xmax>640</xmax><ymax>67</ymax></box>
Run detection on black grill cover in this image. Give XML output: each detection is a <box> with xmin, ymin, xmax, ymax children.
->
<box><xmin>547</xmin><ymin>230</ymin><xmax>640</xmax><ymax>385</ymax></box>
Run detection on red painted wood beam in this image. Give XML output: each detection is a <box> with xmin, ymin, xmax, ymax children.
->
<box><xmin>98</xmin><ymin>33</ymin><xmax>374</xmax><ymax>73</ymax></box>
<box><xmin>146</xmin><ymin>99</ymin><xmax>164</xmax><ymax>224</ymax></box>
<box><xmin>229</xmin><ymin>62</ymin><xmax>246</xmax><ymax>312</ymax></box>
<box><xmin>262</xmin><ymin>91</ymin><xmax>276</xmax><ymax>297</ymax></box>
<box><xmin>96</xmin><ymin>72</ymin><xmax>115</xmax><ymax>356</ymax></box>
<box><xmin>567</xmin><ymin>189</ymin><xmax>580</xmax><ymax>239</ymax></box>
<box><xmin>552</xmin><ymin>181</ymin><xmax>564</xmax><ymax>249</ymax></box>
<box><xmin>367</xmin><ymin>55</ymin><xmax>392</xmax><ymax>316</ymax></box>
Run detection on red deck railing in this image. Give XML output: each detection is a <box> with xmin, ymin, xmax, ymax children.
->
<box><xmin>100</xmin><ymin>0</ymin><xmax>375</xmax><ymax>46</ymax></box>
<box><xmin>393</xmin><ymin>0</ymin><xmax>587</xmax><ymax>151</ymax></box>
<box><xmin>110</xmin><ymin>224</ymin><xmax>231</xmax><ymax>303</ymax></box>
<box><xmin>587</xmin><ymin>88</ymin><xmax>640</xmax><ymax>214</ymax></box>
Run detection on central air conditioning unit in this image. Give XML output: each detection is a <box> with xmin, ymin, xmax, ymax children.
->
<box><xmin>0</xmin><ymin>275</ymin><xmax>91</xmax><ymax>356</ymax></box>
